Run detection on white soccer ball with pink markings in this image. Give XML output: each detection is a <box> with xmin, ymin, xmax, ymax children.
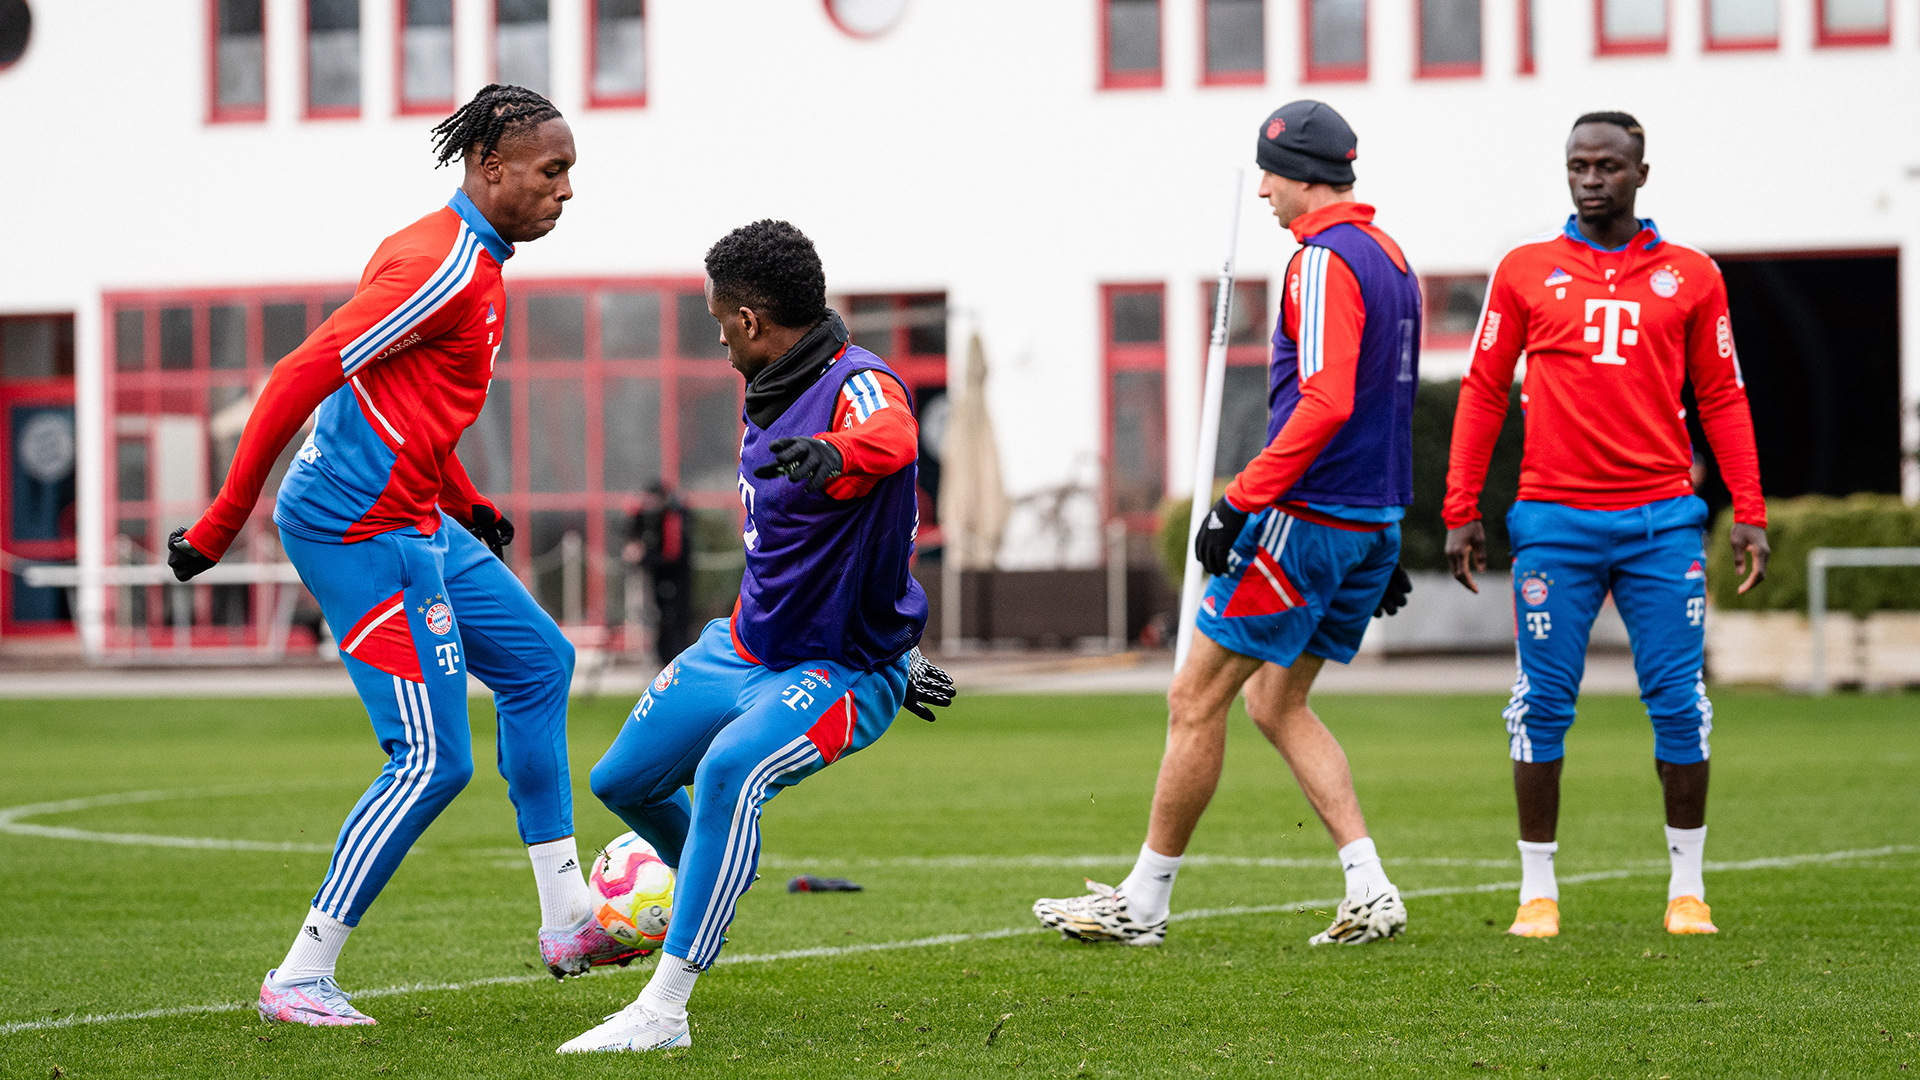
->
<box><xmin>588</xmin><ymin>831</ymin><xmax>674</xmax><ymax>951</ymax></box>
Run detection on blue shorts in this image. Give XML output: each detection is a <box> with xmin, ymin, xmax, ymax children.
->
<box><xmin>588</xmin><ymin>619</ymin><xmax>909</xmax><ymax>967</ymax></box>
<box><xmin>1502</xmin><ymin>496</ymin><xmax>1714</xmax><ymax>765</ymax></box>
<box><xmin>1194</xmin><ymin>506</ymin><xmax>1400</xmax><ymax>667</ymax></box>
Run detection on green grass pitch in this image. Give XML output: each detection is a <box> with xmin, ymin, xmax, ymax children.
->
<box><xmin>1</xmin><ymin>688</ymin><xmax>1915</xmax><ymax>1078</ymax></box>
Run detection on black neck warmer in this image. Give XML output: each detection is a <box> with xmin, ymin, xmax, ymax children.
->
<box><xmin>743</xmin><ymin>309</ymin><xmax>849</xmax><ymax>429</ymax></box>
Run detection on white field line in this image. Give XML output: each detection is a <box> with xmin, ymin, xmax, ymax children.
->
<box><xmin>2</xmin><ymin>843</ymin><xmax>1912</xmax><ymax>1038</ymax></box>
<box><xmin>0</xmin><ymin>786</ymin><xmax>338</xmax><ymax>854</ymax></box>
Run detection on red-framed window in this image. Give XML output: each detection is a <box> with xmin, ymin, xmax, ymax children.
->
<box><xmin>495</xmin><ymin>0</ymin><xmax>551</xmax><ymax>95</ymax></box>
<box><xmin>398</xmin><ymin>0</ymin><xmax>456</xmax><ymax>116</ymax></box>
<box><xmin>841</xmin><ymin>293</ymin><xmax>949</xmax><ymax>547</ymax></box>
<box><xmin>209</xmin><ymin>0</ymin><xmax>266</xmax><ymax>123</ymax></box>
<box><xmin>589</xmin><ymin>0</ymin><xmax>647</xmax><ymax>107</ymax></box>
<box><xmin>305</xmin><ymin>0</ymin><xmax>362</xmax><ymax>119</ymax></box>
<box><xmin>1816</xmin><ymin>0</ymin><xmax>1889</xmax><ymax>45</ymax></box>
<box><xmin>1595</xmin><ymin>0</ymin><xmax>1667</xmax><ymax>54</ymax></box>
<box><xmin>1102</xmin><ymin>284</ymin><xmax>1167</xmax><ymax>531</ymax></box>
<box><xmin>1418</xmin><ymin>0</ymin><xmax>1482</xmax><ymax>76</ymax></box>
<box><xmin>1201</xmin><ymin>280</ymin><xmax>1272</xmax><ymax>481</ymax></box>
<box><xmin>1422</xmin><ymin>274</ymin><xmax>1488</xmax><ymax>350</ymax></box>
<box><xmin>0</xmin><ymin>314</ymin><xmax>77</xmax><ymax>636</ymax></box>
<box><xmin>1101</xmin><ymin>0</ymin><xmax>1163</xmax><ymax>89</ymax></box>
<box><xmin>1201</xmin><ymin>0</ymin><xmax>1265</xmax><ymax>86</ymax></box>
<box><xmin>1518</xmin><ymin>0</ymin><xmax>1535</xmax><ymax>72</ymax></box>
<box><xmin>1705</xmin><ymin>0</ymin><xmax>1778</xmax><ymax>48</ymax></box>
<box><xmin>1305</xmin><ymin>0</ymin><xmax>1368</xmax><ymax>81</ymax></box>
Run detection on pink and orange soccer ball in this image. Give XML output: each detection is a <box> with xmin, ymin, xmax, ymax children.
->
<box><xmin>589</xmin><ymin>832</ymin><xmax>675</xmax><ymax>951</ymax></box>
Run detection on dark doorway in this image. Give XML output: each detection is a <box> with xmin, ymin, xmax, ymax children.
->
<box><xmin>1692</xmin><ymin>251</ymin><xmax>1901</xmax><ymax>517</ymax></box>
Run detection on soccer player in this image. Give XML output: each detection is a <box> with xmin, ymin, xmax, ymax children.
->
<box><xmin>1444</xmin><ymin>112</ymin><xmax>1771</xmax><ymax>939</ymax></box>
<box><xmin>167</xmin><ymin>86</ymin><xmax>636</xmax><ymax>1026</ymax></box>
<box><xmin>557</xmin><ymin>220</ymin><xmax>951</xmax><ymax>1054</ymax></box>
<box><xmin>1033</xmin><ymin>100</ymin><xmax>1418</xmax><ymax>949</ymax></box>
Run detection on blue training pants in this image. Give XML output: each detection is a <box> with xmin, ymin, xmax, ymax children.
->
<box><xmin>1502</xmin><ymin>496</ymin><xmax>1715</xmax><ymax>766</ymax></box>
<box><xmin>281</xmin><ymin>513</ymin><xmax>576</xmax><ymax>926</ymax></box>
<box><xmin>589</xmin><ymin>619</ymin><xmax>908</xmax><ymax>969</ymax></box>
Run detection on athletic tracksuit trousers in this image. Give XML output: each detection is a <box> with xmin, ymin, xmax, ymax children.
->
<box><xmin>281</xmin><ymin>513</ymin><xmax>576</xmax><ymax>926</ymax></box>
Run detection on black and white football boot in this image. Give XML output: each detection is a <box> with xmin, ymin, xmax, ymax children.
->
<box><xmin>1308</xmin><ymin>885</ymin><xmax>1408</xmax><ymax>945</ymax></box>
<box><xmin>1032</xmin><ymin>880</ymin><xmax>1166</xmax><ymax>946</ymax></box>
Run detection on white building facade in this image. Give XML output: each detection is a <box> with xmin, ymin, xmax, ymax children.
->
<box><xmin>0</xmin><ymin>0</ymin><xmax>1913</xmax><ymax>651</ymax></box>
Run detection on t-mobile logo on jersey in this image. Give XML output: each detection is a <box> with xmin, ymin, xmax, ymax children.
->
<box><xmin>1583</xmin><ymin>299</ymin><xmax>1642</xmax><ymax>365</ymax></box>
<box><xmin>1524</xmin><ymin>611</ymin><xmax>1552</xmax><ymax>639</ymax></box>
<box><xmin>435</xmin><ymin>642</ymin><xmax>461</xmax><ymax>675</ymax></box>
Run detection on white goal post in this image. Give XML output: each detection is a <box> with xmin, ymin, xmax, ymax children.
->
<box><xmin>1806</xmin><ymin>545</ymin><xmax>1920</xmax><ymax>695</ymax></box>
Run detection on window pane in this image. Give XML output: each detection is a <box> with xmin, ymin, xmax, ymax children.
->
<box><xmin>1823</xmin><ymin>0</ymin><xmax>1885</xmax><ymax>32</ymax></box>
<box><xmin>602</xmin><ymin>291</ymin><xmax>661</xmax><ymax>358</ymax></box>
<box><xmin>678</xmin><ymin>376</ymin><xmax>739</xmax><ymax>491</ymax></box>
<box><xmin>846</xmin><ymin>297</ymin><xmax>894</xmax><ymax>353</ymax></box>
<box><xmin>1708</xmin><ymin>0</ymin><xmax>1775</xmax><ymax>37</ymax></box>
<box><xmin>404</xmin><ymin>0</ymin><xmax>455</xmax><ymax>104</ymax></box>
<box><xmin>308</xmin><ymin>0</ymin><xmax>361</xmax><ymax>109</ymax></box>
<box><xmin>117</xmin><ymin>438</ymin><xmax>148</xmax><ymax>501</ymax></box>
<box><xmin>209</xmin><ymin>384</ymin><xmax>249</xmax><ymax>488</ymax></box>
<box><xmin>263</xmin><ymin>303</ymin><xmax>307</xmax><ymax>366</ymax></box>
<box><xmin>905</xmin><ymin>296</ymin><xmax>947</xmax><ymax>356</ymax></box>
<box><xmin>527</xmin><ymin>293</ymin><xmax>585</xmax><ymax>360</ymax></box>
<box><xmin>1432</xmin><ymin>277</ymin><xmax>1487</xmax><ymax>336</ymax></box>
<box><xmin>528</xmin><ymin>378</ymin><xmax>587</xmax><ymax>491</ymax></box>
<box><xmin>1110</xmin><ymin>291</ymin><xmax>1163</xmax><ymax>344</ymax></box>
<box><xmin>527</xmin><ymin>509</ymin><xmax>587</xmax><ymax>618</ymax></box>
<box><xmin>497</xmin><ymin>0</ymin><xmax>550</xmax><ymax>94</ymax></box>
<box><xmin>1206</xmin><ymin>281</ymin><xmax>1269</xmax><ymax>347</ymax></box>
<box><xmin>1109</xmin><ymin>370</ymin><xmax>1165</xmax><ymax>513</ymax></box>
<box><xmin>1602</xmin><ymin>0</ymin><xmax>1664</xmax><ymax>39</ymax></box>
<box><xmin>210</xmin><ymin>305</ymin><xmax>247</xmax><ymax>370</ymax></box>
<box><xmin>2</xmin><ymin>318</ymin><xmax>57</xmax><ymax>379</ymax></box>
<box><xmin>1215</xmin><ymin>364</ymin><xmax>1269</xmax><ymax>477</ymax></box>
<box><xmin>676</xmin><ymin>292</ymin><xmax>726</xmax><ymax>358</ymax></box>
<box><xmin>116</xmin><ymin>309</ymin><xmax>146</xmax><ymax>371</ymax></box>
<box><xmin>1205</xmin><ymin>0</ymin><xmax>1264</xmax><ymax>74</ymax></box>
<box><xmin>603</xmin><ymin>376</ymin><xmax>662</xmax><ymax>490</ymax></box>
<box><xmin>1421</xmin><ymin>0</ymin><xmax>1480</xmax><ymax>65</ymax></box>
<box><xmin>457</xmin><ymin>377</ymin><xmax>514</xmax><ymax>492</ymax></box>
<box><xmin>217</xmin><ymin>0</ymin><xmax>265</xmax><ymax>108</ymax></box>
<box><xmin>159</xmin><ymin>307</ymin><xmax>194</xmax><ymax>371</ymax></box>
<box><xmin>1312</xmin><ymin>0</ymin><xmax>1366</xmax><ymax>65</ymax></box>
<box><xmin>1107</xmin><ymin>0</ymin><xmax>1160</xmax><ymax>72</ymax></box>
<box><xmin>594</xmin><ymin>0</ymin><xmax>646</xmax><ymax>98</ymax></box>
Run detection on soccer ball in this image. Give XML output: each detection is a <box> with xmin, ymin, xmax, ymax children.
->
<box><xmin>588</xmin><ymin>832</ymin><xmax>674</xmax><ymax>951</ymax></box>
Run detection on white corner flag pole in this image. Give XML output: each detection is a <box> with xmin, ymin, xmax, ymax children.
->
<box><xmin>1174</xmin><ymin>168</ymin><xmax>1246</xmax><ymax>670</ymax></box>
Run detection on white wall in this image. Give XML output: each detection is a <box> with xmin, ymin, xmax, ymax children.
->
<box><xmin>1</xmin><ymin>0</ymin><xmax>1915</xmax><ymax>603</ymax></box>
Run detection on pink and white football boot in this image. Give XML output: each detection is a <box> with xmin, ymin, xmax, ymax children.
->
<box><xmin>257</xmin><ymin>969</ymin><xmax>377</xmax><ymax>1026</ymax></box>
<box><xmin>539</xmin><ymin>914</ymin><xmax>646</xmax><ymax>979</ymax></box>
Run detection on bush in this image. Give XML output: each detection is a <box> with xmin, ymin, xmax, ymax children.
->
<box><xmin>1709</xmin><ymin>495</ymin><xmax>1920</xmax><ymax>616</ymax></box>
<box><xmin>1153</xmin><ymin>378</ymin><xmax>1527</xmax><ymax>586</ymax></box>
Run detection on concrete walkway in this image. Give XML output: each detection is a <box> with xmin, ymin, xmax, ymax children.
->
<box><xmin>0</xmin><ymin>649</ymin><xmax>1639</xmax><ymax>699</ymax></box>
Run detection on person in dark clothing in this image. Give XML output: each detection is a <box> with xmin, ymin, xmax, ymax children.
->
<box><xmin>625</xmin><ymin>481</ymin><xmax>694</xmax><ymax>663</ymax></box>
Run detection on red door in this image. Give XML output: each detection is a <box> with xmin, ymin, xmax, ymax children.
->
<box><xmin>1</xmin><ymin>315</ymin><xmax>78</xmax><ymax>636</ymax></box>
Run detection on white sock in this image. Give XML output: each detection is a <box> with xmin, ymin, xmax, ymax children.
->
<box><xmin>1665</xmin><ymin>825</ymin><xmax>1707</xmax><ymax>901</ymax></box>
<box><xmin>277</xmin><ymin>907</ymin><xmax>352</xmax><ymax>983</ymax></box>
<box><xmin>1338</xmin><ymin>837</ymin><xmax>1393</xmax><ymax>903</ymax></box>
<box><xmin>1119</xmin><ymin>842</ymin><xmax>1183</xmax><ymax>924</ymax></box>
<box><xmin>638</xmin><ymin>953</ymin><xmax>702</xmax><ymax>1021</ymax></box>
<box><xmin>1517</xmin><ymin>840</ymin><xmax>1560</xmax><ymax>903</ymax></box>
<box><xmin>529</xmin><ymin>836</ymin><xmax>595</xmax><ymax>930</ymax></box>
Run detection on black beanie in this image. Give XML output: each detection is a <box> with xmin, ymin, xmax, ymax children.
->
<box><xmin>1255</xmin><ymin>100</ymin><xmax>1357</xmax><ymax>186</ymax></box>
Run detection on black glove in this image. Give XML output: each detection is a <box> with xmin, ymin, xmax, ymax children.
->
<box><xmin>752</xmin><ymin>437</ymin><xmax>843</xmax><ymax>493</ymax></box>
<box><xmin>1373</xmin><ymin>563</ymin><xmax>1413</xmax><ymax>618</ymax></box>
<box><xmin>167</xmin><ymin>527</ymin><xmax>218</xmax><ymax>583</ymax></box>
<box><xmin>468</xmin><ymin>503</ymin><xmax>515</xmax><ymax>559</ymax></box>
<box><xmin>902</xmin><ymin>647</ymin><xmax>955</xmax><ymax>722</ymax></box>
<box><xmin>1193</xmin><ymin>497</ymin><xmax>1249</xmax><ymax>577</ymax></box>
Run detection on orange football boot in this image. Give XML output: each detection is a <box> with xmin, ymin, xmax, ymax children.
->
<box><xmin>1665</xmin><ymin>895</ymin><xmax>1718</xmax><ymax>934</ymax></box>
<box><xmin>1507</xmin><ymin>897</ymin><xmax>1559</xmax><ymax>937</ymax></box>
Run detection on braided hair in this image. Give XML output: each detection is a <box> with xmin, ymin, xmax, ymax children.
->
<box><xmin>430</xmin><ymin>84</ymin><xmax>562</xmax><ymax>168</ymax></box>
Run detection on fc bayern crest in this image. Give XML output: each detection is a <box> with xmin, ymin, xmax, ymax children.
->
<box><xmin>1650</xmin><ymin>268</ymin><xmax>1680</xmax><ymax>298</ymax></box>
<box><xmin>652</xmin><ymin>662</ymin><xmax>675</xmax><ymax>694</ymax></box>
<box><xmin>425</xmin><ymin>602</ymin><xmax>453</xmax><ymax>635</ymax></box>
<box><xmin>1520</xmin><ymin>576</ymin><xmax>1550</xmax><ymax>607</ymax></box>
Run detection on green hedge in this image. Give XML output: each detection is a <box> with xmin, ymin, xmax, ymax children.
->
<box><xmin>1709</xmin><ymin>495</ymin><xmax>1920</xmax><ymax>615</ymax></box>
<box><xmin>1153</xmin><ymin>378</ymin><xmax>1527</xmax><ymax>587</ymax></box>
